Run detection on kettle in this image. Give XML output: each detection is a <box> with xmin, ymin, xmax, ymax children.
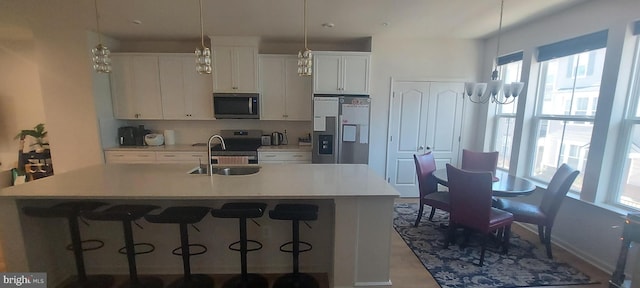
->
<box><xmin>271</xmin><ymin>132</ymin><xmax>284</xmax><ymax>146</ymax></box>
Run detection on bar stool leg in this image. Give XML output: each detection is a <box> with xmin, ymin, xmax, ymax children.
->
<box><xmin>179</xmin><ymin>223</ymin><xmax>192</xmax><ymax>283</ymax></box>
<box><xmin>292</xmin><ymin>220</ymin><xmax>299</xmax><ymax>275</ymax></box>
<box><xmin>122</xmin><ymin>220</ymin><xmax>140</xmax><ymax>286</ymax></box>
<box><xmin>69</xmin><ymin>216</ymin><xmax>87</xmax><ymax>283</ymax></box>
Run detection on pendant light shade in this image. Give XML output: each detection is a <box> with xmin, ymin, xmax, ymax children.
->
<box><xmin>297</xmin><ymin>0</ymin><xmax>312</xmax><ymax>76</ymax></box>
<box><xmin>195</xmin><ymin>0</ymin><xmax>212</xmax><ymax>74</ymax></box>
<box><xmin>91</xmin><ymin>0</ymin><xmax>111</xmax><ymax>73</ymax></box>
<box><xmin>464</xmin><ymin>0</ymin><xmax>525</xmax><ymax>104</ymax></box>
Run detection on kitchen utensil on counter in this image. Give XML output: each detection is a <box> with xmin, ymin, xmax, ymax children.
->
<box><xmin>271</xmin><ymin>132</ymin><xmax>284</xmax><ymax>146</ymax></box>
<box><xmin>261</xmin><ymin>135</ymin><xmax>272</xmax><ymax>146</ymax></box>
<box><xmin>144</xmin><ymin>134</ymin><xmax>164</xmax><ymax>146</ymax></box>
<box><xmin>118</xmin><ymin>126</ymin><xmax>137</xmax><ymax>146</ymax></box>
<box><xmin>163</xmin><ymin>130</ymin><xmax>176</xmax><ymax>145</ymax></box>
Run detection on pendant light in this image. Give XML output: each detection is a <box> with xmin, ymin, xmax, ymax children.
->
<box><xmin>91</xmin><ymin>0</ymin><xmax>111</xmax><ymax>73</ymax></box>
<box><xmin>297</xmin><ymin>0</ymin><xmax>312</xmax><ymax>76</ymax></box>
<box><xmin>195</xmin><ymin>0</ymin><xmax>212</xmax><ymax>74</ymax></box>
<box><xmin>464</xmin><ymin>0</ymin><xmax>524</xmax><ymax>104</ymax></box>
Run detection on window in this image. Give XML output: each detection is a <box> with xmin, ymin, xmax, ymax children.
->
<box><xmin>530</xmin><ymin>30</ymin><xmax>608</xmax><ymax>192</ymax></box>
<box><xmin>615</xmin><ymin>31</ymin><xmax>640</xmax><ymax>209</ymax></box>
<box><xmin>492</xmin><ymin>52</ymin><xmax>523</xmax><ymax>170</ymax></box>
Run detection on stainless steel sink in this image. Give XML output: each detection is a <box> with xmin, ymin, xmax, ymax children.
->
<box><xmin>189</xmin><ymin>166</ymin><xmax>261</xmax><ymax>175</ymax></box>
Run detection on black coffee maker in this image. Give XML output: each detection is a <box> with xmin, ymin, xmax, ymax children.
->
<box><xmin>118</xmin><ymin>125</ymin><xmax>150</xmax><ymax>146</ymax></box>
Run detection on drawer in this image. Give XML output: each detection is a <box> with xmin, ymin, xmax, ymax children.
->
<box><xmin>258</xmin><ymin>151</ymin><xmax>311</xmax><ymax>162</ymax></box>
<box><xmin>105</xmin><ymin>151</ymin><xmax>156</xmax><ymax>163</ymax></box>
<box><xmin>156</xmin><ymin>152</ymin><xmax>207</xmax><ymax>163</ymax></box>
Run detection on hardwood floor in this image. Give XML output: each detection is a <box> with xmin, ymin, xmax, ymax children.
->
<box><xmin>391</xmin><ymin>199</ymin><xmax>611</xmax><ymax>288</ymax></box>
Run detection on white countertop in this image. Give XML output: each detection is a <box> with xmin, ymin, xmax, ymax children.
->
<box><xmin>0</xmin><ymin>163</ymin><xmax>399</xmax><ymax>199</ymax></box>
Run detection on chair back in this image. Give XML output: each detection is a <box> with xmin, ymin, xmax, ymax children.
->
<box><xmin>414</xmin><ymin>152</ymin><xmax>438</xmax><ymax>198</ymax></box>
<box><xmin>461</xmin><ymin>149</ymin><xmax>499</xmax><ymax>174</ymax></box>
<box><xmin>539</xmin><ymin>164</ymin><xmax>579</xmax><ymax>224</ymax></box>
<box><xmin>446</xmin><ymin>164</ymin><xmax>493</xmax><ymax>232</ymax></box>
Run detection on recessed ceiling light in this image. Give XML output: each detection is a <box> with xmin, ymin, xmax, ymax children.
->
<box><xmin>131</xmin><ymin>19</ymin><xmax>142</xmax><ymax>25</ymax></box>
<box><xmin>321</xmin><ymin>23</ymin><xmax>335</xmax><ymax>28</ymax></box>
<box><xmin>382</xmin><ymin>22</ymin><xmax>389</xmax><ymax>27</ymax></box>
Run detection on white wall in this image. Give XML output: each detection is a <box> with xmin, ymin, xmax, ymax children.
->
<box><xmin>480</xmin><ymin>0</ymin><xmax>640</xmax><ymax>273</ymax></box>
<box><xmin>0</xmin><ymin>39</ymin><xmax>46</xmax><ymax>171</ymax></box>
<box><xmin>368</xmin><ymin>37</ymin><xmax>484</xmax><ymax>177</ymax></box>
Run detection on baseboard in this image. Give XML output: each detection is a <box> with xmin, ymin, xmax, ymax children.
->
<box><xmin>353</xmin><ymin>280</ymin><xmax>393</xmax><ymax>287</ymax></box>
<box><xmin>516</xmin><ymin>223</ymin><xmax>614</xmax><ymax>274</ymax></box>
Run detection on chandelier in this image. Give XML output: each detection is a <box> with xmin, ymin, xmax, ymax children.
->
<box><xmin>297</xmin><ymin>0</ymin><xmax>312</xmax><ymax>76</ymax></box>
<box><xmin>195</xmin><ymin>0</ymin><xmax>212</xmax><ymax>74</ymax></box>
<box><xmin>464</xmin><ymin>0</ymin><xmax>524</xmax><ymax>104</ymax></box>
<box><xmin>91</xmin><ymin>0</ymin><xmax>111</xmax><ymax>73</ymax></box>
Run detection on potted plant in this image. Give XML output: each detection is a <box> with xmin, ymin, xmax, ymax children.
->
<box><xmin>15</xmin><ymin>123</ymin><xmax>49</xmax><ymax>153</ymax></box>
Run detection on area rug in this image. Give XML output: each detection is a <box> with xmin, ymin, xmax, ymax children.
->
<box><xmin>393</xmin><ymin>203</ymin><xmax>597</xmax><ymax>288</ymax></box>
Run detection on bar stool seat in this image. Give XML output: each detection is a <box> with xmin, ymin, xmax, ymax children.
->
<box><xmin>269</xmin><ymin>204</ymin><xmax>319</xmax><ymax>288</ymax></box>
<box><xmin>82</xmin><ymin>204</ymin><xmax>163</xmax><ymax>288</ymax></box>
<box><xmin>145</xmin><ymin>206</ymin><xmax>213</xmax><ymax>288</ymax></box>
<box><xmin>211</xmin><ymin>202</ymin><xmax>268</xmax><ymax>288</ymax></box>
<box><xmin>22</xmin><ymin>201</ymin><xmax>114</xmax><ymax>288</ymax></box>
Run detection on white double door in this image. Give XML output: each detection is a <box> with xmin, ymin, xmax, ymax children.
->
<box><xmin>386</xmin><ymin>81</ymin><xmax>464</xmax><ymax>197</ymax></box>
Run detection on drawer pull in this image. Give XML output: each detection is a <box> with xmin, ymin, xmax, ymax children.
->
<box><xmin>293</xmin><ymin>155</ymin><xmax>303</xmax><ymax>157</ymax></box>
<box><xmin>265</xmin><ymin>155</ymin><xmax>276</xmax><ymax>158</ymax></box>
<box><xmin>164</xmin><ymin>155</ymin><xmax>175</xmax><ymax>157</ymax></box>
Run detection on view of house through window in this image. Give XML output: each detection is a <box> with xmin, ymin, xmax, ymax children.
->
<box><xmin>531</xmin><ymin>48</ymin><xmax>606</xmax><ymax>192</ymax></box>
<box><xmin>493</xmin><ymin>59</ymin><xmax>522</xmax><ymax>170</ymax></box>
<box><xmin>617</xmin><ymin>37</ymin><xmax>640</xmax><ymax>209</ymax></box>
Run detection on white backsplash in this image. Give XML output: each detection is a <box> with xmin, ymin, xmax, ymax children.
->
<box><xmin>122</xmin><ymin>120</ymin><xmax>312</xmax><ymax>146</ymax></box>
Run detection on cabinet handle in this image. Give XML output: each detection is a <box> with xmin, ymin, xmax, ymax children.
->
<box><xmin>164</xmin><ymin>155</ymin><xmax>175</xmax><ymax>157</ymax></box>
<box><xmin>140</xmin><ymin>155</ymin><xmax>150</xmax><ymax>157</ymax></box>
<box><xmin>293</xmin><ymin>154</ymin><xmax>303</xmax><ymax>157</ymax></box>
<box><xmin>265</xmin><ymin>155</ymin><xmax>276</xmax><ymax>158</ymax></box>
<box><xmin>112</xmin><ymin>155</ymin><xmax>124</xmax><ymax>157</ymax></box>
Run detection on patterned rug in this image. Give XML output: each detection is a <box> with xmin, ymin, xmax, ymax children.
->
<box><xmin>394</xmin><ymin>203</ymin><xmax>598</xmax><ymax>288</ymax></box>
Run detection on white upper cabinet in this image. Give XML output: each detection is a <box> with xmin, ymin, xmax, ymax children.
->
<box><xmin>259</xmin><ymin>55</ymin><xmax>312</xmax><ymax>121</ymax></box>
<box><xmin>159</xmin><ymin>55</ymin><xmax>213</xmax><ymax>120</ymax></box>
<box><xmin>212</xmin><ymin>46</ymin><xmax>258</xmax><ymax>93</ymax></box>
<box><xmin>313</xmin><ymin>52</ymin><xmax>370</xmax><ymax>95</ymax></box>
<box><xmin>110</xmin><ymin>54</ymin><xmax>163</xmax><ymax>119</ymax></box>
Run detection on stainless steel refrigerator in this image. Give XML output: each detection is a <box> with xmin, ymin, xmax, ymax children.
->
<box><xmin>312</xmin><ymin>95</ymin><xmax>370</xmax><ymax>164</ymax></box>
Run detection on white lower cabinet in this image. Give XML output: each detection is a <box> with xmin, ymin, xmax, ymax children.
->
<box><xmin>258</xmin><ymin>151</ymin><xmax>311</xmax><ymax>164</ymax></box>
<box><xmin>155</xmin><ymin>152</ymin><xmax>208</xmax><ymax>164</ymax></box>
<box><xmin>104</xmin><ymin>151</ymin><xmax>157</xmax><ymax>163</ymax></box>
<box><xmin>105</xmin><ymin>151</ymin><xmax>207</xmax><ymax>164</ymax></box>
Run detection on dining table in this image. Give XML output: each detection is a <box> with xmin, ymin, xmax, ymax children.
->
<box><xmin>431</xmin><ymin>168</ymin><xmax>537</xmax><ymax>197</ymax></box>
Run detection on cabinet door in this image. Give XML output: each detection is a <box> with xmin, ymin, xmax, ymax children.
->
<box><xmin>131</xmin><ymin>56</ymin><xmax>163</xmax><ymax>119</ymax></box>
<box><xmin>342</xmin><ymin>55</ymin><xmax>370</xmax><ymax>94</ymax></box>
<box><xmin>259</xmin><ymin>56</ymin><xmax>286</xmax><ymax>120</ymax></box>
<box><xmin>156</xmin><ymin>152</ymin><xmax>207</xmax><ymax>164</ymax></box>
<box><xmin>213</xmin><ymin>46</ymin><xmax>235</xmax><ymax>92</ymax></box>
<box><xmin>284</xmin><ymin>57</ymin><xmax>312</xmax><ymax>120</ymax></box>
<box><xmin>234</xmin><ymin>46</ymin><xmax>258</xmax><ymax>92</ymax></box>
<box><xmin>159</xmin><ymin>56</ymin><xmax>187</xmax><ymax>119</ymax></box>
<box><xmin>313</xmin><ymin>54</ymin><xmax>342</xmax><ymax>94</ymax></box>
<box><xmin>110</xmin><ymin>55</ymin><xmax>137</xmax><ymax>119</ymax></box>
<box><xmin>182</xmin><ymin>57</ymin><xmax>214</xmax><ymax>119</ymax></box>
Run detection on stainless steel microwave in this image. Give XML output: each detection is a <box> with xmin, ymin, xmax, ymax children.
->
<box><xmin>213</xmin><ymin>93</ymin><xmax>259</xmax><ymax>119</ymax></box>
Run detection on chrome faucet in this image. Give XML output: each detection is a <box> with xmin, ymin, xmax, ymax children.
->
<box><xmin>207</xmin><ymin>134</ymin><xmax>226</xmax><ymax>176</ymax></box>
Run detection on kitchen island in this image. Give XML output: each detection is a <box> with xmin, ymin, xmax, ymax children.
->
<box><xmin>0</xmin><ymin>163</ymin><xmax>398</xmax><ymax>288</ymax></box>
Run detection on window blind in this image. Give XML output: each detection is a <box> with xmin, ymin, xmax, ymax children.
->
<box><xmin>497</xmin><ymin>51</ymin><xmax>523</xmax><ymax>66</ymax></box>
<box><xmin>537</xmin><ymin>30</ymin><xmax>608</xmax><ymax>62</ymax></box>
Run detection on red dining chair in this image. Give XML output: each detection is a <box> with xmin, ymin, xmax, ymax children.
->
<box><xmin>413</xmin><ymin>152</ymin><xmax>450</xmax><ymax>226</ymax></box>
<box><xmin>494</xmin><ymin>163</ymin><xmax>579</xmax><ymax>258</ymax></box>
<box><xmin>461</xmin><ymin>149</ymin><xmax>499</xmax><ymax>181</ymax></box>
<box><xmin>444</xmin><ymin>164</ymin><xmax>514</xmax><ymax>266</ymax></box>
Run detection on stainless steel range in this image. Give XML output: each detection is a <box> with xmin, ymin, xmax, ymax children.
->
<box><xmin>210</xmin><ymin>130</ymin><xmax>262</xmax><ymax>164</ymax></box>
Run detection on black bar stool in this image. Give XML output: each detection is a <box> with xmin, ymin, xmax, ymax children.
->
<box><xmin>211</xmin><ymin>202</ymin><xmax>268</xmax><ymax>288</ymax></box>
<box><xmin>82</xmin><ymin>204</ymin><xmax>163</xmax><ymax>288</ymax></box>
<box><xmin>144</xmin><ymin>206</ymin><xmax>214</xmax><ymax>288</ymax></box>
<box><xmin>22</xmin><ymin>201</ymin><xmax>114</xmax><ymax>288</ymax></box>
<box><xmin>269</xmin><ymin>204</ymin><xmax>319</xmax><ymax>288</ymax></box>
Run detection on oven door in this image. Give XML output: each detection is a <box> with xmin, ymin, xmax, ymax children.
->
<box><xmin>213</xmin><ymin>93</ymin><xmax>259</xmax><ymax>119</ymax></box>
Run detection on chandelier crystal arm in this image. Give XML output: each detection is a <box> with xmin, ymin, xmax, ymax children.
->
<box><xmin>195</xmin><ymin>0</ymin><xmax>212</xmax><ymax>74</ymax></box>
<box><xmin>91</xmin><ymin>0</ymin><xmax>111</xmax><ymax>73</ymax></box>
<box><xmin>297</xmin><ymin>0</ymin><xmax>312</xmax><ymax>76</ymax></box>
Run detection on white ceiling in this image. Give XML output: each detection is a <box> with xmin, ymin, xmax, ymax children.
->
<box><xmin>92</xmin><ymin>0</ymin><xmax>589</xmax><ymax>42</ymax></box>
<box><xmin>0</xmin><ymin>0</ymin><xmax>589</xmax><ymax>42</ymax></box>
